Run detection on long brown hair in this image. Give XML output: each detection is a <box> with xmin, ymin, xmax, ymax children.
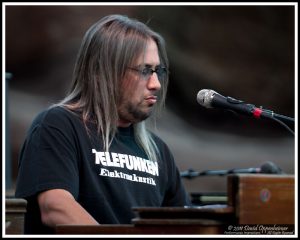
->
<box><xmin>56</xmin><ymin>14</ymin><xmax>169</xmax><ymax>161</ymax></box>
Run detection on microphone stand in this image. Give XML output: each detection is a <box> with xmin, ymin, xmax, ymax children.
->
<box><xmin>181</xmin><ymin>167</ymin><xmax>270</xmax><ymax>179</ymax></box>
<box><xmin>273</xmin><ymin>113</ymin><xmax>294</xmax><ymax>126</ymax></box>
<box><xmin>180</xmin><ymin>168</ymin><xmax>244</xmax><ymax>179</ymax></box>
<box><xmin>259</xmin><ymin>109</ymin><xmax>294</xmax><ymax>135</ymax></box>
<box><xmin>272</xmin><ymin>113</ymin><xmax>295</xmax><ymax>135</ymax></box>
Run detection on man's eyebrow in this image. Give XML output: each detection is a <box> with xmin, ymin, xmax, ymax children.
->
<box><xmin>142</xmin><ymin>64</ymin><xmax>162</xmax><ymax>68</ymax></box>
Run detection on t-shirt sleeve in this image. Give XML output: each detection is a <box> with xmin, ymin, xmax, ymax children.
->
<box><xmin>15</xmin><ymin>108</ymin><xmax>80</xmax><ymax>199</ymax></box>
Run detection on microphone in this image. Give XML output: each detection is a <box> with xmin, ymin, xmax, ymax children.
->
<box><xmin>259</xmin><ymin>161</ymin><xmax>283</xmax><ymax>174</ymax></box>
<box><xmin>196</xmin><ymin>89</ymin><xmax>294</xmax><ymax>126</ymax></box>
<box><xmin>181</xmin><ymin>161</ymin><xmax>284</xmax><ymax>179</ymax></box>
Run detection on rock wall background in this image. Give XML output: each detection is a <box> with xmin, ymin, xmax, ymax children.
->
<box><xmin>5</xmin><ymin>4</ymin><xmax>295</xmax><ymax>195</ymax></box>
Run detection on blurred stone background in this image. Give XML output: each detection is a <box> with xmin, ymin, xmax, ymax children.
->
<box><xmin>5</xmin><ymin>5</ymin><xmax>296</xmax><ymax>196</ymax></box>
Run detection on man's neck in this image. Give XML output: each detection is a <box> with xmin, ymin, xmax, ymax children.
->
<box><xmin>117</xmin><ymin>119</ymin><xmax>132</xmax><ymax>128</ymax></box>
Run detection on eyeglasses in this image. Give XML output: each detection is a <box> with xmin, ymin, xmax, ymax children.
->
<box><xmin>127</xmin><ymin>65</ymin><xmax>167</xmax><ymax>81</ymax></box>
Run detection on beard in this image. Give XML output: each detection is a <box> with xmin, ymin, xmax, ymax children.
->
<box><xmin>118</xmin><ymin>100</ymin><xmax>153</xmax><ymax>124</ymax></box>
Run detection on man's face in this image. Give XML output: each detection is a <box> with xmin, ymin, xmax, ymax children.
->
<box><xmin>118</xmin><ymin>39</ymin><xmax>162</xmax><ymax>127</ymax></box>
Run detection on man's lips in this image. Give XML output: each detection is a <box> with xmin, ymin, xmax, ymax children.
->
<box><xmin>145</xmin><ymin>95</ymin><xmax>157</xmax><ymax>104</ymax></box>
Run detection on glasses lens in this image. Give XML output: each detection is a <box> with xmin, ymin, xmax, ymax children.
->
<box><xmin>129</xmin><ymin>66</ymin><xmax>167</xmax><ymax>80</ymax></box>
<box><xmin>141</xmin><ymin>67</ymin><xmax>153</xmax><ymax>78</ymax></box>
<box><xmin>156</xmin><ymin>66</ymin><xmax>167</xmax><ymax>80</ymax></box>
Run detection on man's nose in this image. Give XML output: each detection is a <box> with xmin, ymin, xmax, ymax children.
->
<box><xmin>147</xmin><ymin>72</ymin><xmax>161</xmax><ymax>91</ymax></box>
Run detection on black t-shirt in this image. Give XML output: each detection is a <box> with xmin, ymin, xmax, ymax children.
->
<box><xmin>15</xmin><ymin>106</ymin><xmax>191</xmax><ymax>234</ymax></box>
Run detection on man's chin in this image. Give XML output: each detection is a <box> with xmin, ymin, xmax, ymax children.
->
<box><xmin>131</xmin><ymin>109</ymin><xmax>152</xmax><ymax>123</ymax></box>
<box><xmin>135</xmin><ymin>113</ymin><xmax>151</xmax><ymax>122</ymax></box>
<box><xmin>120</xmin><ymin>105</ymin><xmax>154</xmax><ymax>124</ymax></box>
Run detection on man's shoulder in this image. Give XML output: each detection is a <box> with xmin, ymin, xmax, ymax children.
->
<box><xmin>32</xmin><ymin>106</ymin><xmax>80</xmax><ymax>127</ymax></box>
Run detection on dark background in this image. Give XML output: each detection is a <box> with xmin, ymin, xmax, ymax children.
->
<box><xmin>5</xmin><ymin>4</ymin><xmax>296</xmax><ymax>195</ymax></box>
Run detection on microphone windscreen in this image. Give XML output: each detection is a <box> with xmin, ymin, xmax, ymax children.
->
<box><xmin>197</xmin><ymin>89</ymin><xmax>216</xmax><ymax>108</ymax></box>
<box><xmin>260</xmin><ymin>161</ymin><xmax>283</xmax><ymax>174</ymax></box>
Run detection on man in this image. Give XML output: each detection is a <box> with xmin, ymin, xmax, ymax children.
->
<box><xmin>15</xmin><ymin>14</ymin><xmax>191</xmax><ymax>234</ymax></box>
